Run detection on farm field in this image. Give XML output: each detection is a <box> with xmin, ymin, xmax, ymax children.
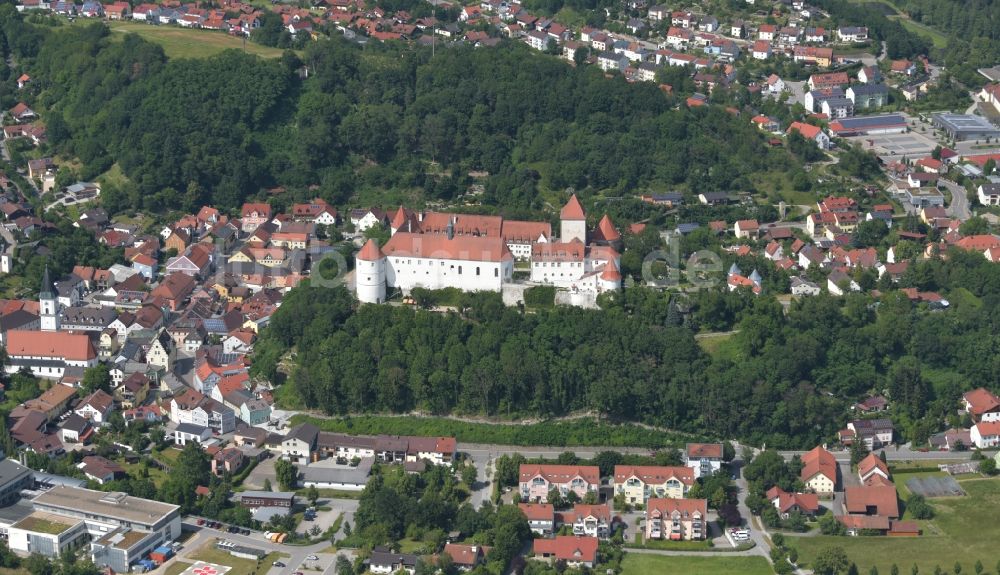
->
<box><xmin>790</xmin><ymin>478</ymin><xmax>1000</xmax><ymax>573</ymax></box>
<box><xmin>102</xmin><ymin>21</ymin><xmax>287</xmax><ymax>59</ymax></box>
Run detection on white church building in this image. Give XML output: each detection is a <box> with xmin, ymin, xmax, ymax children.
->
<box><xmin>355</xmin><ymin>195</ymin><xmax>623</xmax><ymax>304</ymax></box>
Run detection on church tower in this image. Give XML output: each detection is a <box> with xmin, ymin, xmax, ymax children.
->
<box><xmin>39</xmin><ymin>265</ymin><xmax>59</xmax><ymax>332</ymax></box>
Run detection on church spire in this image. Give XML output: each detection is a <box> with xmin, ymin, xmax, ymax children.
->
<box><xmin>40</xmin><ymin>264</ymin><xmax>54</xmax><ymax>299</ymax></box>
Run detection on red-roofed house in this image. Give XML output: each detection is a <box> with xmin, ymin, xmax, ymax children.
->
<box><xmin>519</xmin><ymin>465</ymin><xmax>600</xmax><ymax>502</ymax></box>
<box><xmin>963</xmin><ymin>388</ymin><xmax>1000</xmax><ymax>422</ymax></box>
<box><xmin>519</xmin><ymin>503</ymin><xmax>555</xmax><ymax>534</ymax></box>
<box><xmin>241</xmin><ymin>202</ymin><xmax>272</xmax><ymax>232</ymax></box>
<box><xmin>645</xmin><ymin>498</ymin><xmax>708</xmax><ymax>540</ymax></box>
<box><xmin>801</xmin><ymin>446</ymin><xmax>837</xmax><ymax>495</ymax></box>
<box><xmin>734</xmin><ymin>219</ymin><xmax>760</xmax><ymax>239</ymax></box>
<box><xmin>766</xmin><ymin>486</ymin><xmax>820</xmax><ymax>518</ymax></box>
<box><xmin>971</xmin><ymin>420</ymin><xmax>1000</xmax><ymax>449</ymax></box>
<box><xmin>858</xmin><ymin>453</ymin><xmax>890</xmax><ymax>485</ymax></box>
<box><xmin>845</xmin><ymin>484</ymin><xmax>899</xmax><ymax>519</ymax></box>
<box><xmin>686</xmin><ymin>443</ymin><xmax>723</xmax><ymax>478</ymax></box>
<box><xmin>532</xmin><ymin>536</ymin><xmax>598</xmax><ymax>568</ymax></box>
<box><xmin>787</xmin><ymin>122</ymin><xmax>831</xmax><ymax>150</ymax></box>
<box><xmin>614</xmin><ymin>466</ymin><xmax>694</xmax><ymax>504</ymax></box>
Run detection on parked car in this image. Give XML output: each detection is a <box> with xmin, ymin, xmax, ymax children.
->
<box><xmin>196</xmin><ymin>519</ymin><xmax>204</xmax><ymax>525</ymax></box>
<box><xmin>306</xmin><ymin>555</ymin><xmax>318</xmax><ymax>561</ymax></box>
<box><xmin>272</xmin><ymin>561</ymin><xmax>285</xmax><ymax>568</ymax></box>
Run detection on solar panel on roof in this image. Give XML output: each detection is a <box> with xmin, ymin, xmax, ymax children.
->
<box><xmin>834</xmin><ymin>114</ymin><xmax>906</xmax><ymax>129</ymax></box>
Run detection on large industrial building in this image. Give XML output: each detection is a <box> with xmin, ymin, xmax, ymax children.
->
<box><xmin>827</xmin><ymin>114</ymin><xmax>908</xmax><ymax>136</ymax></box>
<box><xmin>932</xmin><ymin>113</ymin><xmax>1000</xmax><ymax>141</ymax></box>
<box><xmin>2</xmin><ymin>483</ymin><xmax>181</xmax><ymax>573</ymax></box>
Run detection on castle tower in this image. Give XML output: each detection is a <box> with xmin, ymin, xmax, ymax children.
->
<box><xmin>355</xmin><ymin>239</ymin><xmax>386</xmax><ymax>304</ymax></box>
<box><xmin>560</xmin><ymin>194</ymin><xmax>587</xmax><ymax>243</ymax></box>
<box><xmin>599</xmin><ymin>258</ymin><xmax>623</xmax><ymax>292</ymax></box>
<box><xmin>39</xmin><ymin>265</ymin><xmax>59</xmax><ymax>332</ymax></box>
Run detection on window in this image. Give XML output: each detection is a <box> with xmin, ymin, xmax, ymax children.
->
<box><xmin>476</xmin><ymin>267</ymin><xmax>480</xmax><ymax>276</ymax></box>
<box><xmin>458</xmin><ymin>266</ymin><xmax>463</xmax><ymax>274</ymax></box>
<box><xmin>494</xmin><ymin>268</ymin><xmax>499</xmax><ymax>277</ymax></box>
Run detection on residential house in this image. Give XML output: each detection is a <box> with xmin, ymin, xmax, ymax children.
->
<box><xmin>845</xmin><ymin>484</ymin><xmax>899</xmax><ymax>519</ymax></box>
<box><xmin>734</xmin><ymin>219</ymin><xmax>760</xmax><ymax>239</ymax></box>
<box><xmin>847</xmin><ymin>84</ymin><xmax>889</xmax><ymax>110</ymax></box>
<box><xmin>837</xmin><ymin>26</ymin><xmax>868</xmax><ymax>42</ymax></box>
<box><xmin>843</xmin><ymin>419</ymin><xmax>894</xmax><ymax>449</ymax></box>
<box><xmin>80</xmin><ymin>456</ymin><xmax>125</xmax><ymax>484</ymax></box>
<box><xmin>280</xmin><ymin>423</ymin><xmax>320</xmax><ymax>465</ymax></box>
<box><xmin>212</xmin><ymin>448</ymin><xmax>245</xmax><ymax>476</ymax></box>
<box><xmin>519</xmin><ymin>503</ymin><xmax>555</xmax><ymax>535</ymax></box>
<box><xmin>115</xmin><ymin>373</ymin><xmax>151</xmax><ymax>409</ymax></box>
<box><xmin>561</xmin><ymin>504</ymin><xmax>612</xmax><ymax>539</ymax></box>
<box><xmin>790</xmin><ymin>277</ymin><xmax>822</xmax><ymax>296</ymax></box>
<box><xmin>828</xmin><ymin>269</ymin><xmax>860</xmax><ymax>296</ymax></box>
<box><xmin>519</xmin><ymin>465</ymin><xmax>600</xmax><ymax>503</ymax></box>
<box><xmin>857</xmin><ymin>453</ymin><xmax>891</xmax><ymax>485</ymax></box>
<box><xmin>787</xmin><ymin>122</ymin><xmax>830</xmax><ymax>150</ymax></box>
<box><xmin>766</xmin><ymin>486</ymin><xmax>820</xmax><ymax>518</ymax></box>
<box><xmin>963</xmin><ymin>388</ymin><xmax>1000</xmax><ymax>422</ymax></box>
<box><xmin>971</xmin><ymin>421</ymin><xmax>1000</xmax><ymax>449</ymax></box>
<box><xmin>978</xmin><ymin>183</ymin><xmax>1000</xmax><ymax>207</ymax></box>
<box><xmin>174</xmin><ymin>423</ymin><xmax>212</xmax><ymax>446</ymax></box>
<box><xmin>800</xmin><ymin>446</ymin><xmax>837</xmax><ymax>495</ymax></box>
<box><xmin>442</xmin><ymin>544</ymin><xmax>490</xmax><ymax>572</ymax></box>
<box><xmin>532</xmin><ymin>536</ymin><xmax>598</xmax><ymax>569</ymax></box>
<box><xmin>645</xmin><ymin>498</ymin><xmax>707</xmax><ymax>541</ymax></box>
<box><xmin>613</xmin><ymin>466</ymin><xmax>694</xmax><ymax>504</ymax></box>
<box><xmin>685</xmin><ymin>443</ymin><xmax>723</xmax><ymax>478</ymax></box>
<box><xmin>75</xmin><ymin>390</ymin><xmax>115</xmax><ymax>426</ymax></box>
<box><xmin>368</xmin><ymin>548</ymin><xmax>418</xmax><ymax>575</ymax></box>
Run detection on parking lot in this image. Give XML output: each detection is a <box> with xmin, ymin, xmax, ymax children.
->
<box><xmin>848</xmin><ymin>130</ymin><xmax>939</xmax><ymax>158</ymax></box>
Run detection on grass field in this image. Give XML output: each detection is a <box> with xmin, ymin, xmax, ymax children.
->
<box><xmin>789</xmin><ymin>478</ymin><xmax>1000</xmax><ymax>573</ymax></box>
<box><xmin>620</xmin><ymin>554</ymin><xmax>773</xmax><ymax>575</ymax></box>
<box><xmin>893</xmin><ymin>17</ymin><xmax>948</xmax><ymax>48</ymax></box>
<box><xmin>104</xmin><ymin>22</ymin><xmax>286</xmax><ymax>59</ymax></box>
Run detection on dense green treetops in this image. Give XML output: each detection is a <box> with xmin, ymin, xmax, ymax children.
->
<box><xmin>2</xmin><ymin>8</ymin><xmax>809</xmax><ymax>218</ymax></box>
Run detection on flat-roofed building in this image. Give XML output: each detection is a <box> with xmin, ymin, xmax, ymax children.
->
<box><xmin>15</xmin><ymin>485</ymin><xmax>180</xmax><ymax>571</ymax></box>
<box><xmin>0</xmin><ymin>460</ymin><xmax>33</xmax><ymax>506</ymax></box>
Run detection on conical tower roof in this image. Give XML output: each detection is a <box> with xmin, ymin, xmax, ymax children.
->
<box><xmin>600</xmin><ymin>258</ymin><xmax>622</xmax><ymax>282</ymax></box>
<box><xmin>560</xmin><ymin>194</ymin><xmax>586</xmax><ymax>220</ymax></box>
<box><xmin>357</xmin><ymin>239</ymin><xmax>385</xmax><ymax>261</ymax></box>
<box><xmin>595</xmin><ymin>214</ymin><xmax>621</xmax><ymax>242</ymax></box>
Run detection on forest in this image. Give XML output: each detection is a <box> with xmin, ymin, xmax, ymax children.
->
<box><xmin>892</xmin><ymin>0</ymin><xmax>1000</xmax><ymax>85</ymax></box>
<box><xmin>0</xmin><ymin>7</ymin><xmax>810</xmax><ymax>217</ymax></box>
<box><xmin>252</xmin><ymin>245</ymin><xmax>1000</xmax><ymax>449</ymax></box>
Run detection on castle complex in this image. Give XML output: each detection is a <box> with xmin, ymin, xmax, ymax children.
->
<box><xmin>355</xmin><ymin>195</ymin><xmax>622</xmax><ymax>304</ymax></box>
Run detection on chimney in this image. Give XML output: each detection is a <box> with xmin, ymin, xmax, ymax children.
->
<box><xmin>447</xmin><ymin>218</ymin><xmax>455</xmax><ymax>240</ymax></box>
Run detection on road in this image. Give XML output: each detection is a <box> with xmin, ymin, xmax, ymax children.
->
<box><xmin>164</xmin><ymin>520</ymin><xmax>356</xmax><ymax>575</ymax></box>
<box><xmin>939</xmin><ymin>178</ymin><xmax>972</xmax><ymax>221</ymax></box>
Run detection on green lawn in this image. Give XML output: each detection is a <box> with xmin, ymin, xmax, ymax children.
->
<box><xmin>104</xmin><ymin>22</ymin><xmax>287</xmax><ymax>59</ymax></box>
<box><xmin>189</xmin><ymin>539</ymin><xmax>289</xmax><ymax>574</ymax></box>
<box><xmin>620</xmin><ymin>554</ymin><xmax>773</xmax><ymax>575</ymax></box>
<box><xmin>789</xmin><ymin>478</ymin><xmax>1000</xmax><ymax>573</ymax></box>
<box><xmin>628</xmin><ymin>533</ymin><xmax>714</xmax><ymax>551</ymax></box>
<box><xmin>162</xmin><ymin>561</ymin><xmax>194</xmax><ymax>575</ymax></box>
<box><xmin>892</xmin><ymin>17</ymin><xmax>948</xmax><ymax>48</ymax></box>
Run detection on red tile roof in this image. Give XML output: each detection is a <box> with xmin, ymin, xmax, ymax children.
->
<box><xmin>501</xmin><ymin>220</ymin><xmax>551</xmax><ymax>243</ymax></box>
<box><xmin>519</xmin><ymin>464</ymin><xmax>600</xmax><ymax>485</ymax></box>
<box><xmin>845</xmin><ymin>485</ymin><xmax>899</xmax><ymax>518</ymax></box>
<box><xmin>532</xmin><ymin>536</ymin><xmax>598</xmax><ymax>564</ymax></box>
<box><xmin>787</xmin><ymin>121</ymin><xmax>823</xmax><ymax>140</ymax></box>
<box><xmin>857</xmin><ymin>453</ymin><xmax>889</xmax><ymax>482</ymax></box>
<box><xmin>686</xmin><ymin>443</ymin><xmax>723</xmax><ymax>459</ymax></box>
<box><xmin>614</xmin><ymin>465</ymin><xmax>693</xmax><ymax>485</ymax></box>
<box><xmin>560</xmin><ymin>194</ymin><xmax>586</xmax><ymax>220</ymax></box>
<box><xmin>593</xmin><ymin>214</ymin><xmax>620</xmax><ymax>242</ymax></box>
<box><xmin>382</xmin><ymin>232</ymin><xmax>512</xmax><ymax>263</ymax></box>
<box><xmin>801</xmin><ymin>446</ymin><xmax>837</xmax><ymax>484</ymax></box>
<box><xmin>646</xmin><ymin>497</ymin><xmax>707</xmax><ymax>518</ymax></box>
<box><xmin>6</xmin><ymin>330</ymin><xmax>96</xmax><ymax>361</ymax></box>
<box><xmin>518</xmin><ymin>502</ymin><xmax>554</xmax><ymax>521</ymax></box>
<box><xmin>963</xmin><ymin>388</ymin><xmax>1000</xmax><ymax>415</ymax></box>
